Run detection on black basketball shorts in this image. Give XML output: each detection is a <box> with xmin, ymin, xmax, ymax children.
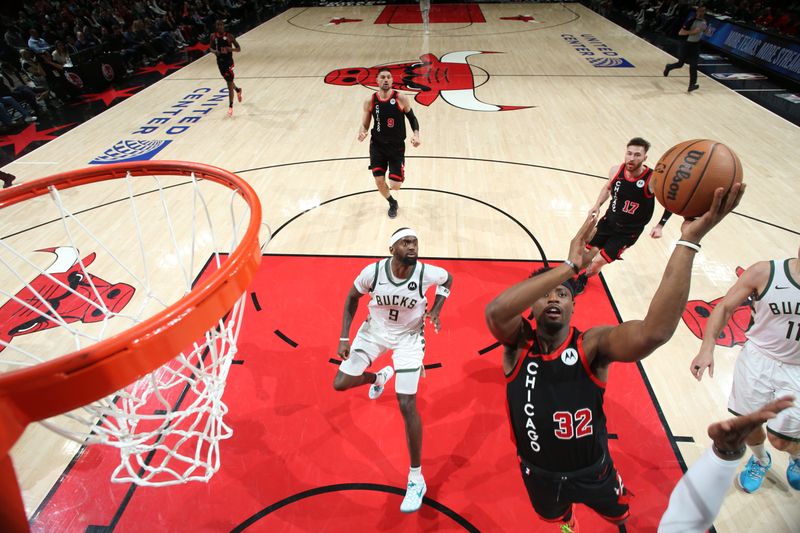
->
<box><xmin>369</xmin><ymin>141</ymin><xmax>405</xmax><ymax>183</ymax></box>
<box><xmin>588</xmin><ymin>218</ymin><xmax>643</xmax><ymax>263</ymax></box>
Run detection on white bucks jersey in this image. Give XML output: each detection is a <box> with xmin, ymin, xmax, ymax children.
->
<box><xmin>748</xmin><ymin>259</ymin><xmax>800</xmax><ymax>363</ymax></box>
<box><xmin>354</xmin><ymin>258</ymin><xmax>448</xmax><ymax>335</ymax></box>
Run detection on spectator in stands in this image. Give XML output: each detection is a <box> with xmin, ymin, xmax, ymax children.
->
<box><xmin>0</xmin><ymin>62</ymin><xmax>46</xmax><ymax>116</ymax></box>
<box><xmin>27</xmin><ymin>29</ymin><xmax>52</xmax><ymax>54</ymax></box>
<box><xmin>51</xmin><ymin>41</ymin><xmax>73</xmax><ymax>68</ymax></box>
<box><xmin>74</xmin><ymin>31</ymin><xmax>99</xmax><ymax>52</ymax></box>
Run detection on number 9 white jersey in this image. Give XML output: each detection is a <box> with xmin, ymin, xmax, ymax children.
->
<box><xmin>354</xmin><ymin>258</ymin><xmax>449</xmax><ymax>336</ymax></box>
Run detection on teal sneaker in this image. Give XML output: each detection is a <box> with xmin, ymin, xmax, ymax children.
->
<box><xmin>400</xmin><ymin>479</ymin><xmax>426</xmax><ymax>513</ymax></box>
<box><xmin>787</xmin><ymin>458</ymin><xmax>800</xmax><ymax>490</ymax></box>
<box><xmin>737</xmin><ymin>452</ymin><xmax>771</xmax><ymax>493</ymax></box>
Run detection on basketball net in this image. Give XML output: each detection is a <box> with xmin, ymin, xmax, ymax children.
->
<box><xmin>0</xmin><ymin>162</ymin><xmax>264</xmax><ymax>488</ymax></box>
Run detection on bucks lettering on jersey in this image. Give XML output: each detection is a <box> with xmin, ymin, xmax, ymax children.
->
<box><xmin>365</xmin><ymin>258</ymin><xmax>427</xmax><ymax>333</ymax></box>
<box><xmin>748</xmin><ymin>259</ymin><xmax>800</xmax><ymax>363</ymax></box>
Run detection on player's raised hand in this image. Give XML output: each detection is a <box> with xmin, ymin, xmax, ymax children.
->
<box><xmin>708</xmin><ymin>395</ymin><xmax>795</xmax><ymax>458</ymax></box>
<box><xmin>568</xmin><ymin>213</ymin><xmax>597</xmax><ymax>271</ymax></box>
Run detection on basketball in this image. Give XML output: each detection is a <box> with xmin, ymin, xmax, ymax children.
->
<box><xmin>651</xmin><ymin>139</ymin><xmax>743</xmax><ymax>218</ymax></box>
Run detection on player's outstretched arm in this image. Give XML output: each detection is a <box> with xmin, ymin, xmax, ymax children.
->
<box><xmin>659</xmin><ymin>395</ymin><xmax>795</xmax><ymax>533</ymax></box>
<box><xmin>338</xmin><ymin>286</ymin><xmax>364</xmax><ymax>359</ymax></box>
<box><xmin>486</xmin><ymin>214</ymin><xmax>597</xmax><ymax>345</ymax></box>
<box><xmin>593</xmin><ymin>184</ymin><xmax>745</xmax><ymax>364</ymax></box>
<box><xmin>690</xmin><ymin>261</ymin><xmax>766</xmax><ymax>380</ymax></box>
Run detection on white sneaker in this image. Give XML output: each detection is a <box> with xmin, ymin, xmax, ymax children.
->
<box><xmin>400</xmin><ymin>479</ymin><xmax>426</xmax><ymax>513</ymax></box>
<box><xmin>368</xmin><ymin>365</ymin><xmax>394</xmax><ymax>399</ymax></box>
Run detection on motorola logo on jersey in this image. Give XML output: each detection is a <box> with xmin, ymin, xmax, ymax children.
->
<box><xmin>324</xmin><ymin>51</ymin><xmax>532</xmax><ymax>112</ymax></box>
<box><xmin>561</xmin><ymin>34</ymin><xmax>635</xmax><ymax>68</ymax></box>
<box><xmin>561</xmin><ymin>348</ymin><xmax>579</xmax><ymax>366</ymax></box>
<box><xmin>89</xmin><ymin>87</ymin><xmax>228</xmax><ymax>164</ymax></box>
<box><xmin>408</xmin><ymin>281</ymin><xmax>418</xmax><ymax>291</ymax></box>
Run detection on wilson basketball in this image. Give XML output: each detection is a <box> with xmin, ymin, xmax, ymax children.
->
<box><xmin>651</xmin><ymin>139</ymin><xmax>743</xmax><ymax>218</ymax></box>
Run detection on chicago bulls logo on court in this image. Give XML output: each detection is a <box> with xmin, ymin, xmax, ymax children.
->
<box><xmin>682</xmin><ymin>267</ymin><xmax>752</xmax><ymax>347</ymax></box>
<box><xmin>0</xmin><ymin>247</ymin><xmax>135</xmax><ymax>351</ymax></box>
<box><xmin>324</xmin><ymin>51</ymin><xmax>531</xmax><ymax>112</ymax></box>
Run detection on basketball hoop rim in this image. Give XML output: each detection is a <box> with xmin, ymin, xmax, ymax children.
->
<box><xmin>0</xmin><ymin>160</ymin><xmax>262</xmax><ymax>423</ymax></box>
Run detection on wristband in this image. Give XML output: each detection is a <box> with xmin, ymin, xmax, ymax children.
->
<box><xmin>339</xmin><ymin>337</ymin><xmax>349</xmax><ymax>341</ymax></box>
<box><xmin>676</xmin><ymin>240</ymin><xmax>701</xmax><ymax>252</ymax></box>
<box><xmin>435</xmin><ymin>285</ymin><xmax>450</xmax><ymax>298</ymax></box>
<box><xmin>712</xmin><ymin>443</ymin><xmax>746</xmax><ymax>459</ymax></box>
<box><xmin>563</xmin><ymin>260</ymin><xmax>580</xmax><ymax>274</ymax></box>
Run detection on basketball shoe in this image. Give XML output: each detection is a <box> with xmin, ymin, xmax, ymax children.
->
<box><xmin>738</xmin><ymin>452</ymin><xmax>771</xmax><ymax>493</ymax></box>
<box><xmin>787</xmin><ymin>458</ymin><xmax>800</xmax><ymax>490</ymax></box>
<box><xmin>227</xmin><ymin>106</ymin><xmax>233</xmax><ymax>117</ymax></box>
<box><xmin>688</xmin><ymin>84</ymin><xmax>700</xmax><ymax>92</ymax></box>
<box><xmin>388</xmin><ymin>199</ymin><xmax>398</xmax><ymax>219</ymax></box>
<box><xmin>236</xmin><ymin>87</ymin><xmax>243</xmax><ymax>102</ymax></box>
<box><xmin>560</xmin><ymin>515</ymin><xmax>579</xmax><ymax>533</ymax></box>
<box><xmin>368</xmin><ymin>366</ymin><xmax>394</xmax><ymax>399</ymax></box>
<box><xmin>400</xmin><ymin>479</ymin><xmax>426</xmax><ymax>513</ymax></box>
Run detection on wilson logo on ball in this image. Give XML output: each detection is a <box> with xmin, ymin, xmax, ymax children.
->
<box><xmin>667</xmin><ymin>150</ymin><xmax>706</xmax><ymax>201</ymax></box>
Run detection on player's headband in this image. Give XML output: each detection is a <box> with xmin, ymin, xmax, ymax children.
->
<box><xmin>389</xmin><ymin>228</ymin><xmax>417</xmax><ymax>247</ymax></box>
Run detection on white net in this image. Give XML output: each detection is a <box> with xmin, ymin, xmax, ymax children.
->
<box><xmin>0</xmin><ymin>167</ymin><xmax>262</xmax><ymax>486</ymax></box>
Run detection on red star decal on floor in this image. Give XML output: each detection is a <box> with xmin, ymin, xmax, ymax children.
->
<box><xmin>137</xmin><ymin>60</ymin><xmax>186</xmax><ymax>76</ymax></box>
<box><xmin>0</xmin><ymin>123</ymin><xmax>77</xmax><ymax>155</ymax></box>
<box><xmin>328</xmin><ymin>17</ymin><xmax>362</xmax><ymax>25</ymax></box>
<box><xmin>184</xmin><ymin>42</ymin><xmax>209</xmax><ymax>53</ymax></box>
<box><xmin>78</xmin><ymin>85</ymin><xmax>144</xmax><ymax>107</ymax></box>
<box><xmin>500</xmin><ymin>15</ymin><xmax>536</xmax><ymax>22</ymax></box>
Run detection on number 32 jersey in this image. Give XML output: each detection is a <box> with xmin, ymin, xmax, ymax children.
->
<box><xmin>505</xmin><ymin>326</ymin><xmax>608</xmax><ymax>472</ymax></box>
<box><xmin>354</xmin><ymin>258</ymin><xmax>448</xmax><ymax>335</ymax></box>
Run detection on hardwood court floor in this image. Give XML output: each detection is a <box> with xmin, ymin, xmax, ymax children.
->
<box><xmin>3</xmin><ymin>3</ymin><xmax>799</xmax><ymax>532</ymax></box>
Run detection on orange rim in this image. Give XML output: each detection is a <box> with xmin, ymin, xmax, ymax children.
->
<box><xmin>0</xmin><ymin>161</ymin><xmax>262</xmax><ymax>446</ymax></box>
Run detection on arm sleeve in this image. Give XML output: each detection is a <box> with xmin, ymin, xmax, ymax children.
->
<box><xmin>353</xmin><ymin>263</ymin><xmax>378</xmax><ymax>294</ymax></box>
<box><xmin>657</xmin><ymin>209</ymin><xmax>673</xmax><ymax>226</ymax></box>
<box><xmin>658</xmin><ymin>448</ymin><xmax>740</xmax><ymax>533</ymax></box>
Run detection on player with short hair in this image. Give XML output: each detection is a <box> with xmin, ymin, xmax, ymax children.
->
<box><xmin>576</xmin><ymin>137</ymin><xmax>672</xmax><ymax>293</ymax></box>
<box><xmin>485</xmin><ymin>183</ymin><xmax>743</xmax><ymax>531</ymax></box>
<box><xmin>333</xmin><ymin>227</ymin><xmax>452</xmax><ymax>513</ymax></box>
<box><xmin>690</xmin><ymin>245</ymin><xmax>800</xmax><ymax>494</ymax></box>
<box><xmin>209</xmin><ymin>20</ymin><xmax>242</xmax><ymax>117</ymax></box>
<box><xmin>358</xmin><ymin>68</ymin><xmax>421</xmax><ymax>219</ymax></box>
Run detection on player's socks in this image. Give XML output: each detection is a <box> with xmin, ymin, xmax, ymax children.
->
<box><xmin>750</xmin><ymin>443</ymin><xmax>769</xmax><ymax>465</ymax></box>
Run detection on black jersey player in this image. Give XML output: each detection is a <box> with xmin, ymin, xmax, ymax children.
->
<box><xmin>209</xmin><ymin>20</ymin><xmax>242</xmax><ymax>117</ymax></box>
<box><xmin>578</xmin><ymin>137</ymin><xmax>672</xmax><ymax>293</ymax></box>
<box><xmin>484</xmin><ymin>181</ymin><xmax>744</xmax><ymax>532</ymax></box>
<box><xmin>357</xmin><ymin>68</ymin><xmax>421</xmax><ymax>219</ymax></box>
